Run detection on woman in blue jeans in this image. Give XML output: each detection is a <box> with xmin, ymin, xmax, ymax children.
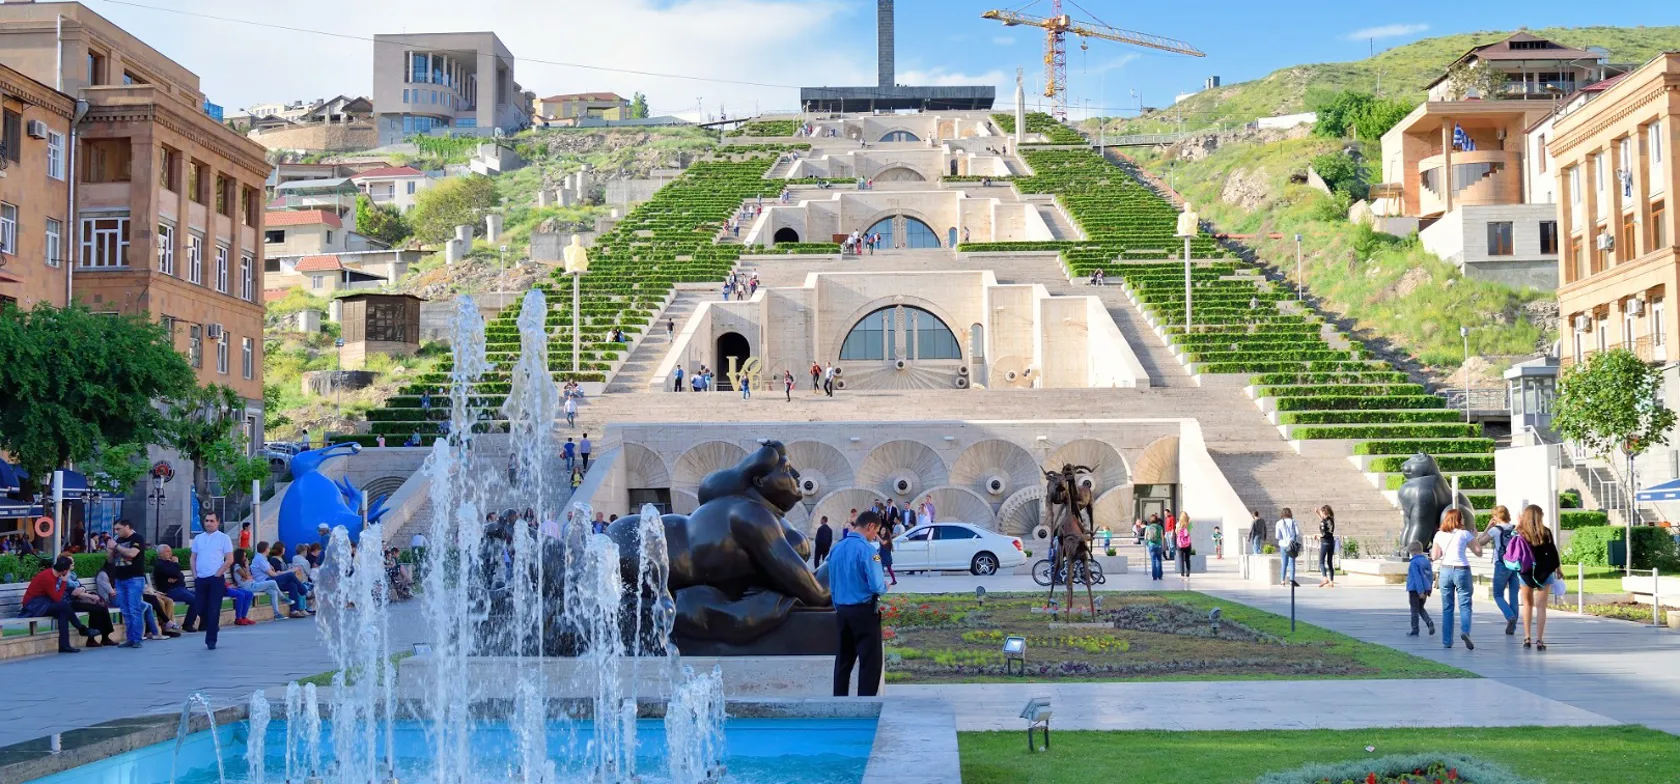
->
<box><xmin>1275</xmin><ymin>509</ymin><xmax>1300</xmax><ymax>585</ymax></box>
<box><xmin>1431</xmin><ymin>508</ymin><xmax>1480</xmax><ymax>650</ymax></box>
<box><xmin>1144</xmin><ymin>517</ymin><xmax>1165</xmax><ymax>580</ymax></box>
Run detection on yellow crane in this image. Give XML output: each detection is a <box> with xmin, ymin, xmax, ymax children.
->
<box><xmin>983</xmin><ymin>1</ymin><xmax>1204</xmax><ymax>121</ymax></box>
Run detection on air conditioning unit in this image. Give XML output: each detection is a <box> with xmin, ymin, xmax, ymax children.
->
<box><xmin>25</xmin><ymin>120</ymin><xmax>49</xmax><ymax>139</ymax></box>
<box><xmin>1573</xmin><ymin>315</ymin><xmax>1593</xmax><ymax>332</ymax></box>
<box><xmin>207</xmin><ymin>324</ymin><xmax>225</xmax><ymax>340</ymax></box>
<box><xmin>1627</xmin><ymin>298</ymin><xmax>1646</xmax><ymax>316</ymax></box>
<box><xmin>1597</xmin><ymin>233</ymin><xmax>1615</xmax><ymax>251</ymax></box>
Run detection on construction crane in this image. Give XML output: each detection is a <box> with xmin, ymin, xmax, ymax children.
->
<box><xmin>983</xmin><ymin>0</ymin><xmax>1204</xmax><ymax>121</ymax></box>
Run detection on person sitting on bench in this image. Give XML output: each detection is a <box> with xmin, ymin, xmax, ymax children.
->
<box><xmin>20</xmin><ymin>556</ymin><xmax>95</xmax><ymax>653</ymax></box>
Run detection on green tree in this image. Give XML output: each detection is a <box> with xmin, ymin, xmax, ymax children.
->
<box><xmin>409</xmin><ymin>175</ymin><xmax>500</xmax><ymax>244</ymax></box>
<box><xmin>1309</xmin><ymin>152</ymin><xmax>1369</xmax><ymax>201</ymax></box>
<box><xmin>164</xmin><ymin>383</ymin><xmax>251</xmax><ymax>507</ymax></box>
<box><xmin>629</xmin><ymin>92</ymin><xmax>650</xmax><ymax>119</ymax></box>
<box><xmin>0</xmin><ymin>303</ymin><xmax>194</xmax><ymax>481</ymax></box>
<box><xmin>263</xmin><ymin>382</ymin><xmax>292</xmax><ymax>431</ymax></box>
<box><xmin>81</xmin><ymin>442</ymin><xmax>149</xmax><ymax>496</ymax></box>
<box><xmin>1311</xmin><ymin>91</ymin><xmax>1414</xmax><ymax>143</ymax></box>
<box><xmin>354</xmin><ymin>194</ymin><xmax>412</xmax><ymax>247</ymax></box>
<box><xmin>1554</xmin><ymin>349</ymin><xmax>1678</xmax><ymax>573</ymax></box>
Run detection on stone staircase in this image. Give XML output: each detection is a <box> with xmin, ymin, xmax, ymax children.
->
<box><xmin>605</xmin><ymin>290</ymin><xmax>708</xmax><ymax>393</ymax></box>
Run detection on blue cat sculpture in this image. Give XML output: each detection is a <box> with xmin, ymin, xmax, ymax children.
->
<box><xmin>278</xmin><ymin>442</ymin><xmax>389</xmax><ymax>545</ymax></box>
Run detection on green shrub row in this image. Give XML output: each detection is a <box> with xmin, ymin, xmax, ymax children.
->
<box><xmin>1292</xmin><ymin>423</ymin><xmax>1482</xmax><ymax>440</ymax></box>
<box><xmin>1351</xmin><ymin>439</ymin><xmax>1497</xmax><ymax>455</ymax></box>
<box><xmin>1384</xmin><ymin>472</ymin><xmax>1494</xmax><ymax>490</ymax></box>
<box><xmin>1273</xmin><ymin>395</ymin><xmax>1445</xmax><ymax>412</ymax></box>
<box><xmin>1369</xmin><ymin>455</ymin><xmax>1494</xmax><ymax>473</ymax></box>
<box><xmin>1561</xmin><ymin>525</ymin><xmax>1680</xmax><ymax>570</ymax></box>
<box><xmin>1277</xmin><ymin>410</ymin><xmax>1466</xmax><ymax>426</ymax></box>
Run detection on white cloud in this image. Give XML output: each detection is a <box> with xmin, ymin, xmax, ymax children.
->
<box><xmin>1346</xmin><ymin>23</ymin><xmax>1429</xmax><ymax>41</ymax></box>
<box><xmin>89</xmin><ymin>0</ymin><xmax>868</xmax><ymax>120</ymax></box>
<box><xmin>992</xmin><ymin>36</ymin><xmax>1016</xmax><ymax>46</ymax></box>
<box><xmin>1091</xmin><ymin>54</ymin><xmax>1141</xmax><ymax>74</ymax></box>
<box><xmin>896</xmin><ymin>67</ymin><xmax>1010</xmax><ymax>88</ymax></box>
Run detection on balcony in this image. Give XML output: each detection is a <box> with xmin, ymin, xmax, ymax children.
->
<box><xmin>1418</xmin><ymin>150</ymin><xmax>1523</xmax><ymax>216</ymax></box>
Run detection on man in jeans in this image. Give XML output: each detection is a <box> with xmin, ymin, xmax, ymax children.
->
<box><xmin>20</xmin><ymin>556</ymin><xmax>93</xmax><ymax>653</ymax></box>
<box><xmin>108</xmin><ymin>519</ymin><xmax>148</xmax><ymax>649</ymax></box>
<box><xmin>152</xmin><ymin>545</ymin><xmax>193</xmax><ymax>631</ymax></box>
<box><xmin>191</xmin><ymin>513</ymin><xmax>236</xmax><ymax>650</ymax></box>
<box><xmin>1486</xmin><ymin>514</ymin><xmax>1521</xmax><ymax>636</ymax></box>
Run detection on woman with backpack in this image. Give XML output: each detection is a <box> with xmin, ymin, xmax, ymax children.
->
<box><xmin>1275</xmin><ymin>509</ymin><xmax>1301</xmax><ymax>586</ymax></box>
<box><xmin>1175</xmin><ymin>513</ymin><xmax>1194</xmax><ymax>578</ymax></box>
<box><xmin>1511</xmin><ymin>504</ymin><xmax>1562</xmax><ymax>651</ymax></box>
<box><xmin>1144</xmin><ymin>515</ymin><xmax>1164</xmax><ymax>581</ymax></box>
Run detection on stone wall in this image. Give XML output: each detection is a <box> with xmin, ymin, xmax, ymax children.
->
<box><xmin>248</xmin><ymin>122</ymin><xmax>378</xmax><ymax>153</ymax></box>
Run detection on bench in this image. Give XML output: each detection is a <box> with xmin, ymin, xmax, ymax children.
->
<box><xmin>1</xmin><ymin>573</ymin><xmax>281</xmax><ymax>660</ymax></box>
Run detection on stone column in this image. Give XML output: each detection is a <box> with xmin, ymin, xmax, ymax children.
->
<box><xmin>1557</xmin><ymin>158</ymin><xmax>1575</xmax><ymax>284</ymax></box>
<box><xmin>1583</xmin><ymin>149</ymin><xmax>1601</xmax><ymax>274</ymax></box>
<box><xmin>484</xmin><ymin>214</ymin><xmax>502</xmax><ymax>243</ymax></box>
<box><xmin>1440</xmin><ymin>118</ymin><xmax>1455</xmax><ymax>214</ymax></box>
<box><xmin>1635</xmin><ymin>123</ymin><xmax>1653</xmax><ymax>259</ymax></box>
<box><xmin>1608</xmin><ymin>137</ymin><xmax>1626</xmax><ymax>265</ymax></box>
<box><xmin>1665</xmin><ymin>119</ymin><xmax>1680</xmax><ymax>258</ymax></box>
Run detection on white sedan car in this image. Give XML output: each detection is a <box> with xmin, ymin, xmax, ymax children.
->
<box><xmin>892</xmin><ymin>523</ymin><xmax>1026</xmax><ymax>576</ymax></box>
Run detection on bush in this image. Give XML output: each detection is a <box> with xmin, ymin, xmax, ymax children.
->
<box><xmin>1476</xmin><ymin>511</ymin><xmax>1608</xmax><ymax>530</ymax></box>
<box><xmin>410</xmin><ymin>175</ymin><xmax>500</xmax><ymax>243</ymax></box>
<box><xmin>1254</xmin><ymin>754</ymin><xmax>1531</xmax><ymax>784</ymax></box>
<box><xmin>1561</xmin><ymin>525</ymin><xmax>1680</xmax><ymax>570</ymax></box>
<box><xmin>1560</xmin><ymin>489</ymin><xmax>1583</xmax><ymax>509</ymax></box>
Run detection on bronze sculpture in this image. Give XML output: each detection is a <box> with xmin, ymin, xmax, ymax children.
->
<box><xmin>1396</xmin><ymin>453</ymin><xmax>1476</xmax><ymax>554</ymax></box>
<box><xmin>1044</xmin><ymin>464</ymin><xmax>1097</xmax><ymax>614</ymax></box>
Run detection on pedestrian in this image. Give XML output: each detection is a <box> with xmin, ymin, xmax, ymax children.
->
<box><xmin>740</xmin><ymin>375</ymin><xmax>752</xmax><ymax>400</ymax></box>
<box><xmin>823</xmin><ymin>364</ymin><xmax>836</xmax><ymax>397</ymax></box>
<box><xmin>813</xmin><ymin>516</ymin><xmax>833</xmax><ymax>568</ymax></box>
<box><xmin>919</xmin><ymin>497</ymin><xmax>935</xmax><ymax>524</ymax></box>
<box><xmin>810</xmin><ymin>361</ymin><xmax>822</xmax><ymax>391</ymax></box>
<box><xmin>1248</xmin><ymin>510</ymin><xmax>1266</xmax><ymax>554</ymax></box>
<box><xmin>667</xmin><ymin>318</ymin><xmax>675</xmax><ymax>341</ymax></box>
<box><xmin>1481</xmin><ymin>505</ymin><xmax>1521</xmax><ymax>636</ymax></box>
<box><xmin>1132</xmin><ymin>518</ymin><xmax>1144</xmax><ymax>545</ymax></box>
<box><xmin>1315</xmin><ymin>505</ymin><xmax>1337</xmax><ymax>588</ymax></box>
<box><xmin>108</xmin><ymin>518</ymin><xmax>148</xmax><ymax>649</ymax></box>
<box><xmin>376</xmin><ymin>435</ymin><xmax>386</xmax><ymax>448</ymax></box>
<box><xmin>420</xmin><ymin>389</ymin><xmax>431</xmax><ymax>412</ymax></box>
<box><xmin>784</xmin><ymin>370</ymin><xmax>794</xmax><ymax>402</ymax></box>
<box><xmin>1276</xmin><ymin>508</ymin><xmax>1301</xmax><ymax>586</ymax></box>
<box><xmin>1163</xmin><ymin>511</ymin><xmax>1177</xmax><ymax>561</ymax></box>
<box><xmin>878</xmin><ymin>521</ymin><xmax>897</xmax><ymax>586</ymax></box>
<box><xmin>564</xmin><ymin>394</ymin><xmax>578</xmax><ymax>428</ymax></box>
<box><xmin>829</xmin><ymin>510</ymin><xmax>887</xmax><ymax>697</ymax></box>
<box><xmin>1175</xmin><ymin>512</ymin><xmax>1193</xmax><ymax>578</ymax></box>
<box><xmin>562</xmin><ymin>437</ymin><xmax>576</xmax><ymax>473</ymax></box>
<box><xmin>674</xmin><ymin>364</ymin><xmax>685</xmax><ymax>393</ymax></box>
<box><xmin>1514</xmin><ymin>505</ymin><xmax>1561</xmax><ymax>651</ymax></box>
<box><xmin>410</xmin><ymin>530</ymin><xmax>427</xmax><ymax>562</ymax></box>
<box><xmin>1405</xmin><ymin>541</ymin><xmax>1436</xmax><ymax>637</ymax></box>
<box><xmin>1431</xmin><ymin>508</ymin><xmax>1480</xmax><ymax>650</ymax></box>
<box><xmin>191</xmin><ymin>513</ymin><xmax>235</xmax><ymax>650</ymax></box>
<box><xmin>579</xmin><ymin>433</ymin><xmax>593</xmax><ymax>471</ymax></box>
<box><xmin>1144</xmin><ymin>515</ymin><xmax>1164</xmax><ymax>581</ymax></box>
<box><xmin>1212</xmin><ymin>526</ymin><xmax>1223</xmax><ymax>559</ymax></box>
<box><xmin>21</xmin><ymin>556</ymin><xmax>93</xmax><ymax>653</ymax></box>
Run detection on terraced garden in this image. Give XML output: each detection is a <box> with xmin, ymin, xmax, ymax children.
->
<box><xmin>339</xmin><ymin>153</ymin><xmax>792</xmax><ymax>446</ymax></box>
<box><xmin>991</xmin><ymin>112</ymin><xmax>1086</xmax><ymax>145</ymax></box>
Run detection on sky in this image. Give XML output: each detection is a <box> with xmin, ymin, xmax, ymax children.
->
<box><xmin>71</xmin><ymin>0</ymin><xmax>1678</xmax><ymax>121</ymax></box>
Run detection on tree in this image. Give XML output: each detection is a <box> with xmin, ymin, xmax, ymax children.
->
<box><xmin>1553</xmin><ymin>349</ymin><xmax>1678</xmax><ymax>573</ymax></box>
<box><xmin>0</xmin><ymin>303</ymin><xmax>195</xmax><ymax>482</ymax></box>
<box><xmin>263</xmin><ymin>383</ymin><xmax>292</xmax><ymax>431</ymax></box>
<box><xmin>1311</xmin><ymin>91</ymin><xmax>1414</xmax><ymax>143</ymax></box>
<box><xmin>164</xmin><ymin>384</ymin><xmax>251</xmax><ymax>511</ymax></box>
<box><xmin>409</xmin><ymin>175</ymin><xmax>500</xmax><ymax>244</ymax></box>
<box><xmin>629</xmin><ymin>92</ymin><xmax>649</xmax><ymax>119</ymax></box>
<box><xmin>1444</xmin><ymin>61</ymin><xmax>1508</xmax><ymax>101</ymax></box>
<box><xmin>81</xmin><ymin>442</ymin><xmax>149</xmax><ymax>496</ymax></box>
<box><xmin>354</xmin><ymin>194</ymin><xmax>412</xmax><ymax>247</ymax></box>
<box><xmin>1309</xmin><ymin>152</ymin><xmax>1369</xmax><ymax>201</ymax></box>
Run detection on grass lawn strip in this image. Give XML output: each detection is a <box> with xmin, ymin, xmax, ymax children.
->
<box><xmin>958</xmin><ymin>726</ymin><xmax>1680</xmax><ymax>784</ymax></box>
<box><xmin>880</xmin><ymin>592</ymin><xmax>1469</xmax><ymax>683</ymax></box>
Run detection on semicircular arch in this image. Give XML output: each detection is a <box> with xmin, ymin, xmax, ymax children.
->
<box><xmin>786</xmin><ymin>440</ymin><xmax>854</xmax><ymax>500</ymax></box>
<box><xmin>1045</xmin><ymin>439</ymin><xmax>1129</xmax><ymax>495</ymax></box>
<box><xmin>810</xmin><ymin>488</ymin><xmax>887</xmax><ymax>533</ymax></box>
<box><xmin>873</xmin><ymin>165</ymin><xmax>927</xmax><ymax>181</ymax></box>
<box><xmin>855</xmin><ymin>440</ymin><xmax>950</xmax><ymax>501</ymax></box>
<box><xmin>919</xmin><ymin>485</ymin><xmax>998</xmax><ymax>531</ymax></box>
<box><xmin>950</xmin><ymin>439</ymin><xmax>1041</xmax><ymax>506</ymax></box>
<box><xmin>828</xmin><ymin>295</ymin><xmax>970</xmax><ymax>368</ymax></box>
<box><xmin>622</xmin><ymin>443</ymin><xmax>671</xmax><ymax>489</ymax></box>
<box><xmin>996</xmin><ymin>486</ymin><xmax>1046</xmax><ymax>539</ymax></box>
<box><xmin>673</xmin><ymin>440</ymin><xmax>749</xmax><ymax>492</ymax></box>
<box><xmin>1132</xmin><ymin>435</ymin><xmax>1180</xmax><ymax>486</ymax></box>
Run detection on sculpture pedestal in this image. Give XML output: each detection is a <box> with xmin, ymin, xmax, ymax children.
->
<box><xmin>399</xmin><ymin>652</ymin><xmax>873</xmax><ymax>699</ymax></box>
<box><xmin>674</xmin><ymin>609</ymin><xmax>838</xmax><ymax>657</ymax></box>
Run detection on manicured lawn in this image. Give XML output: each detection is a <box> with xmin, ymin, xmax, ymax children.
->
<box><xmin>959</xmin><ymin>726</ymin><xmax>1680</xmax><ymax>784</ymax></box>
<box><xmin>880</xmin><ymin>592</ymin><xmax>1470</xmax><ymax>683</ymax></box>
<box><xmin>1562</xmin><ymin>565</ymin><xmax>1633</xmax><ymax>596</ymax></box>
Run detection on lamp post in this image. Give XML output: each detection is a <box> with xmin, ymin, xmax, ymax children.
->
<box><xmin>1295</xmin><ymin>233</ymin><xmax>1304</xmax><ymax>301</ymax></box>
<box><xmin>1461</xmin><ymin>326</ymin><xmax>1471</xmax><ymax>423</ymax></box>
<box><xmin>1177</xmin><ymin>203</ymin><xmax>1198</xmax><ymax>331</ymax></box>
<box><xmin>563</xmin><ymin>234</ymin><xmax>590</xmax><ymax>375</ymax></box>
<box><xmin>498</xmin><ymin>244</ymin><xmax>509</xmax><ymax>297</ymax></box>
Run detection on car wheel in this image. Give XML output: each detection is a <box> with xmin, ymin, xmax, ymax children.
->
<box><xmin>971</xmin><ymin>552</ymin><xmax>999</xmax><ymax>576</ymax></box>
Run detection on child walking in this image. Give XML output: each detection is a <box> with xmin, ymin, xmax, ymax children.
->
<box><xmin>1406</xmin><ymin>541</ymin><xmax>1436</xmax><ymax>637</ymax></box>
<box><xmin>1212</xmin><ymin>526</ymin><xmax>1224</xmax><ymax>559</ymax></box>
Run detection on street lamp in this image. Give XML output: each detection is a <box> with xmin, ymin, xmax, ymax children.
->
<box><xmin>563</xmin><ymin>235</ymin><xmax>590</xmax><ymax>375</ymax></box>
<box><xmin>498</xmin><ymin>244</ymin><xmax>509</xmax><ymax>297</ymax></box>
<box><xmin>1461</xmin><ymin>326</ymin><xmax>1472</xmax><ymax>423</ymax></box>
<box><xmin>1177</xmin><ymin>203</ymin><xmax>1199</xmax><ymax>330</ymax></box>
<box><xmin>1295</xmin><ymin>233</ymin><xmax>1304</xmax><ymax>301</ymax></box>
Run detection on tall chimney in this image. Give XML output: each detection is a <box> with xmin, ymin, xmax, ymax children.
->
<box><xmin>877</xmin><ymin>0</ymin><xmax>895</xmax><ymax>89</ymax></box>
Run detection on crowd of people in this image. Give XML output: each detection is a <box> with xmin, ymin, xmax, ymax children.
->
<box><xmin>721</xmin><ymin>271</ymin><xmax>759</xmax><ymax>301</ymax></box>
<box><xmin>841</xmin><ymin>230</ymin><xmax>881</xmax><ymax>255</ymax></box>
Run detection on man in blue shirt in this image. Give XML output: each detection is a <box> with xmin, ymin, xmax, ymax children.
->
<box><xmin>827</xmin><ymin>510</ymin><xmax>888</xmax><ymax>696</ymax></box>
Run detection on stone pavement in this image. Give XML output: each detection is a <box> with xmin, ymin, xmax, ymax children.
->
<box><xmin>890</xmin><ymin>679</ymin><xmax>1618</xmax><ymax>731</ymax></box>
<box><xmin>0</xmin><ymin>602</ymin><xmax>426</xmax><ymax>748</ymax></box>
<box><xmin>1202</xmin><ymin>572</ymin><xmax>1680</xmax><ymax>736</ymax></box>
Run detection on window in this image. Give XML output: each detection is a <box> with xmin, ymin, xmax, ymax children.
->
<box><xmin>1539</xmin><ymin>221</ymin><xmax>1558</xmax><ymax>255</ymax></box>
<box><xmin>904</xmin><ymin>527</ymin><xmax>932</xmax><ymax>542</ymax></box>
<box><xmin>325</xmin><ymin>230</ymin><xmax>334</xmax><ymax>245</ymax></box>
<box><xmin>214</xmin><ymin>245</ymin><xmax>229</xmax><ymax>293</ymax></box>
<box><xmin>1655</xmin><ymin>122</ymin><xmax>1666</xmax><ymax>165</ymax></box>
<box><xmin>84</xmin><ymin>139</ymin><xmax>132</xmax><ymax>182</ymax></box>
<box><xmin>160</xmin><ymin>146</ymin><xmax>180</xmax><ymax>191</ymax></box>
<box><xmin>1569</xmin><ymin>167</ymin><xmax>1581</xmax><ymax>204</ymax></box>
<box><xmin>157</xmin><ymin>223</ymin><xmax>175</xmax><ymax>275</ymax></box>
<box><xmin>407</xmin><ymin>181</ymin><xmax>416</xmax><ymax>195</ymax></box>
<box><xmin>1654</xmin><ymin>201</ymin><xmax>1668</xmax><ymax>250</ymax></box>
<box><xmin>1624</xmin><ymin>306</ymin><xmax>1637</xmax><ymax>348</ymax></box>
<box><xmin>121</xmin><ymin>71</ymin><xmax>146</xmax><ymax>85</ymax></box>
<box><xmin>47</xmin><ymin>131</ymin><xmax>65</xmax><ymax>180</ymax></box>
<box><xmin>86</xmin><ymin>51</ymin><xmax>106</xmax><ymax>85</ymax></box>
<box><xmin>840</xmin><ymin>306</ymin><xmax>961</xmax><ymax>362</ymax></box>
<box><xmin>934</xmin><ymin>525</ymin><xmax>979</xmax><ymax>540</ymax></box>
<box><xmin>215</xmin><ymin>333</ymin><xmax>228</xmax><ymax>375</ymax></box>
<box><xmin>45</xmin><ymin>218</ymin><xmax>62</xmax><ymax>268</ymax></box>
<box><xmin>215</xmin><ymin>175</ymin><xmax>231</xmax><ymax>215</ymax></box>
<box><xmin>160</xmin><ymin>315</ymin><xmax>177</xmax><ymax>343</ymax></box>
<box><xmin>1570</xmin><ymin>235</ymin><xmax>1585</xmax><ymax>281</ymax></box>
<box><xmin>1536</xmin><ymin>134</ymin><xmax>1547</xmax><ymax>173</ymax></box>
<box><xmin>242</xmin><ymin>187</ymin><xmax>260</xmax><ymax>226</ymax></box>
<box><xmin>1655</xmin><ymin>298</ymin><xmax>1667</xmax><ymax>348</ymax></box>
<box><xmin>240</xmin><ymin>255</ymin><xmax>254</xmax><ymax>301</ymax></box>
<box><xmin>242</xmin><ymin>337</ymin><xmax>253</xmax><ymax>379</ymax></box>
<box><xmin>1</xmin><ymin>110</ymin><xmax>19</xmax><ymax>163</ymax></box>
<box><xmin>188</xmin><ymin>162</ymin><xmax>208</xmax><ymax>204</ymax></box>
<box><xmin>186</xmin><ymin>234</ymin><xmax>203</xmax><ymax>284</ymax></box>
<box><xmin>80</xmin><ymin>215</ymin><xmax>129</xmax><ymax>268</ymax></box>
<box><xmin>0</xmin><ymin>202</ymin><xmax>16</xmax><ymax>256</ymax></box>
<box><xmin>1622</xmin><ymin>213</ymin><xmax>1638</xmax><ymax>260</ymax></box>
<box><xmin>1572</xmin><ymin>321</ymin><xmax>1585</xmax><ymax>364</ymax></box>
<box><xmin>840</xmin><ymin>309</ymin><xmax>890</xmax><ymax>360</ymax></box>
<box><xmin>187</xmin><ymin>325</ymin><xmax>202</xmax><ymax>368</ymax></box>
<box><xmin>911</xmin><ymin>308</ymin><xmax>962</xmax><ymax>359</ymax></box>
<box><xmin>367</xmin><ymin>302</ymin><xmax>409</xmax><ymax>342</ymax></box>
<box><xmin>1595</xmin><ymin>153</ymin><xmax>1605</xmax><ymax>194</ymax></box>
<box><xmin>403</xmin><ymin>89</ymin><xmax>410</xmax><ymax>104</ymax></box>
<box><xmin>1486</xmin><ymin>221</ymin><xmax>1514</xmax><ymax>256</ymax></box>
<box><xmin>410</xmin><ymin>53</ymin><xmax>429</xmax><ymax>84</ymax></box>
<box><xmin>265</xmin><ymin>229</ymin><xmax>285</xmax><ymax>244</ymax></box>
<box><xmin>866</xmin><ymin>216</ymin><xmax>942</xmax><ymax>250</ymax></box>
<box><xmin>310</xmin><ymin>274</ymin><xmax>324</xmax><ymax>290</ymax></box>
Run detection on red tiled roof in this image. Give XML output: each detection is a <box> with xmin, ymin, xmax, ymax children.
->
<box><xmin>542</xmin><ymin>92</ymin><xmax>625</xmax><ymax>103</ymax></box>
<box><xmin>293</xmin><ymin>255</ymin><xmax>344</xmax><ymax>272</ymax></box>
<box><xmin>349</xmin><ymin>166</ymin><xmax>425</xmax><ymax>180</ymax></box>
<box><xmin>264</xmin><ymin>210</ymin><xmax>343</xmax><ymax>228</ymax></box>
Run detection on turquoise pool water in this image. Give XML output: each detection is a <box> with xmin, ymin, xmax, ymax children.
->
<box><xmin>27</xmin><ymin>717</ymin><xmax>877</xmax><ymax>784</ymax></box>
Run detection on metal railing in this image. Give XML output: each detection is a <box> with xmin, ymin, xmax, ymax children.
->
<box><xmin>1437</xmin><ymin>387</ymin><xmax>1510</xmax><ymax>413</ymax></box>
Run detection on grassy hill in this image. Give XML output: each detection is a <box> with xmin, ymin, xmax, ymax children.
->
<box><xmin>1108</xmin><ymin>26</ymin><xmax>1680</xmax><ymax>135</ymax></box>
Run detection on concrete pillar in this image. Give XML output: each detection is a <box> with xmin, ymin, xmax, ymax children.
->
<box><xmin>485</xmin><ymin>214</ymin><xmax>503</xmax><ymax>242</ymax></box>
<box><xmin>1558</xmin><ymin>160</ymin><xmax>1575</xmax><ymax>284</ymax></box>
<box><xmin>1441</xmin><ymin>118</ymin><xmax>1455</xmax><ymax>214</ymax></box>
<box><xmin>1584</xmin><ymin>149</ymin><xmax>1601</xmax><ymax>273</ymax></box>
<box><xmin>455</xmin><ymin>224</ymin><xmax>473</xmax><ymax>244</ymax></box>
<box><xmin>1635</xmin><ymin>123</ymin><xmax>1653</xmax><ymax>259</ymax></box>
<box><xmin>1609</xmin><ymin>137</ymin><xmax>1626</xmax><ymax>265</ymax></box>
<box><xmin>538</xmin><ymin>189</ymin><xmax>554</xmax><ymax>208</ymax></box>
<box><xmin>557</xmin><ymin>189</ymin><xmax>576</xmax><ymax>207</ymax></box>
<box><xmin>445</xmin><ymin>238</ymin><xmax>464</xmax><ymax>264</ymax></box>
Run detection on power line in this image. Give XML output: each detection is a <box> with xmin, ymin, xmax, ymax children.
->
<box><xmin>90</xmin><ymin>0</ymin><xmax>806</xmax><ymax>90</ymax></box>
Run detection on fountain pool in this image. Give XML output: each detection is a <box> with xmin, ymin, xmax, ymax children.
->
<box><xmin>25</xmin><ymin>717</ymin><xmax>877</xmax><ymax>784</ymax></box>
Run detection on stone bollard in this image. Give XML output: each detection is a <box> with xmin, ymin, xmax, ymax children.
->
<box><xmin>444</xmin><ymin>238</ymin><xmax>463</xmax><ymax>265</ymax></box>
<box><xmin>538</xmin><ymin>189</ymin><xmax>554</xmax><ymax>208</ymax></box>
<box><xmin>455</xmin><ymin>224</ymin><xmax>472</xmax><ymax>244</ymax></box>
<box><xmin>557</xmin><ymin>188</ymin><xmax>576</xmax><ymax>207</ymax></box>
<box><xmin>485</xmin><ymin>214</ymin><xmax>503</xmax><ymax>243</ymax></box>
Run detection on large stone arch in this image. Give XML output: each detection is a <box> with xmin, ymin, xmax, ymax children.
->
<box><xmin>1045</xmin><ymin>439</ymin><xmax>1129</xmax><ymax>495</ymax></box>
<box><xmin>873</xmin><ymin>166</ymin><xmax>927</xmax><ymax>182</ymax></box>
<box><xmin>827</xmin><ymin>295</ymin><xmax>970</xmax><ymax>369</ymax></box>
<box><xmin>919</xmin><ymin>485</ymin><xmax>997</xmax><ymax>530</ymax></box>
<box><xmin>1132</xmin><ymin>435</ymin><xmax>1180</xmax><ymax>485</ymax></box>
<box><xmin>810</xmin><ymin>488</ymin><xmax>887</xmax><ymax>533</ymax></box>
<box><xmin>622</xmin><ymin>443</ymin><xmax>671</xmax><ymax>489</ymax></box>
<box><xmin>673</xmin><ymin>440</ymin><xmax>749</xmax><ymax>492</ymax></box>
<box><xmin>786</xmin><ymin>440</ymin><xmax>854</xmax><ymax>501</ymax></box>
<box><xmin>856</xmin><ymin>440</ymin><xmax>950</xmax><ymax>502</ymax></box>
<box><xmin>1092</xmin><ymin>485</ymin><xmax>1135</xmax><ymax>531</ymax></box>
<box><xmin>362</xmin><ymin>475</ymin><xmax>408</xmax><ymax>502</ymax></box>
<box><xmin>950</xmin><ymin>439</ymin><xmax>1041</xmax><ymax>509</ymax></box>
<box><xmin>997</xmin><ymin>485</ymin><xmax>1045</xmax><ymax>539</ymax></box>
<box><xmin>852</xmin><ymin>205</ymin><xmax>945</xmax><ymax>245</ymax></box>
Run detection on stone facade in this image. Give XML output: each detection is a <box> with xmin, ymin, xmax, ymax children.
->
<box><xmin>246</xmin><ymin>122</ymin><xmax>377</xmax><ymax>153</ymax></box>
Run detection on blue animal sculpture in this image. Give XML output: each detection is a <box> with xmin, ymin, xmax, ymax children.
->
<box><xmin>278</xmin><ymin>442</ymin><xmax>389</xmax><ymax>546</ymax></box>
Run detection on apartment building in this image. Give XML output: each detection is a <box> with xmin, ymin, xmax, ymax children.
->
<box><xmin>0</xmin><ymin>62</ymin><xmax>74</xmax><ymax>310</ymax></box>
<box><xmin>350</xmin><ymin>165</ymin><xmax>433</xmax><ymax>212</ymax></box>
<box><xmin>370</xmin><ymin>31</ymin><xmax>532</xmax><ymax>145</ymax></box>
<box><xmin>534</xmin><ymin>92</ymin><xmax>629</xmax><ymax>125</ymax></box>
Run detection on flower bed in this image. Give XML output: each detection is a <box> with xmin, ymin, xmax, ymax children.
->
<box><xmin>1254</xmin><ymin>755</ymin><xmax>1532</xmax><ymax>784</ymax></box>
